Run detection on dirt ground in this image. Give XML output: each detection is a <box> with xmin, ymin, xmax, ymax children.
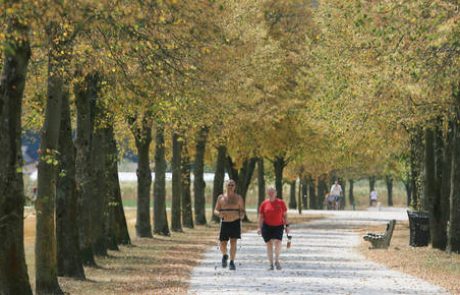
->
<box><xmin>358</xmin><ymin>221</ymin><xmax>460</xmax><ymax>294</ymax></box>
<box><xmin>23</xmin><ymin>209</ymin><xmax>320</xmax><ymax>294</ymax></box>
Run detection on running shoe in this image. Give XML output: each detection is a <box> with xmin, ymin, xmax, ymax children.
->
<box><xmin>222</xmin><ymin>254</ymin><xmax>228</xmax><ymax>268</ymax></box>
<box><xmin>229</xmin><ymin>260</ymin><xmax>236</xmax><ymax>270</ymax></box>
<box><xmin>268</xmin><ymin>264</ymin><xmax>274</xmax><ymax>271</ymax></box>
<box><xmin>275</xmin><ymin>261</ymin><xmax>282</xmax><ymax>270</ymax></box>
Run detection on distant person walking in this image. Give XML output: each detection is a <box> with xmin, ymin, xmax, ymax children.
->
<box><xmin>330</xmin><ymin>180</ymin><xmax>343</xmax><ymax>210</ymax></box>
<box><xmin>214</xmin><ymin>179</ymin><xmax>245</xmax><ymax>270</ymax></box>
<box><xmin>258</xmin><ymin>187</ymin><xmax>289</xmax><ymax>270</ymax></box>
<box><xmin>370</xmin><ymin>189</ymin><xmax>378</xmax><ymax>207</ymax></box>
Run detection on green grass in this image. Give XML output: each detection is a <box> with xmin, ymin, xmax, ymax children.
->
<box><xmin>23</xmin><ymin>174</ymin><xmax>408</xmax><ymax>210</ymax></box>
<box><xmin>119</xmin><ymin>177</ymin><xmax>408</xmax><ymax>210</ymax></box>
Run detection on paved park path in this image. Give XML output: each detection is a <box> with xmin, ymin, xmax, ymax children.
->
<box><xmin>188</xmin><ymin>209</ymin><xmax>449</xmax><ymax>295</ymax></box>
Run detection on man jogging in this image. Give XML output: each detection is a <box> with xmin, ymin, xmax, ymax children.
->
<box><xmin>214</xmin><ymin>179</ymin><xmax>245</xmax><ymax>270</ymax></box>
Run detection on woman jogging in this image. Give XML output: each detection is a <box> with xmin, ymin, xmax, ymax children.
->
<box><xmin>258</xmin><ymin>187</ymin><xmax>289</xmax><ymax>270</ymax></box>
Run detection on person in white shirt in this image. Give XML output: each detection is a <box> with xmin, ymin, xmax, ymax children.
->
<box><xmin>330</xmin><ymin>180</ymin><xmax>343</xmax><ymax>210</ymax></box>
<box><xmin>370</xmin><ymin>189</ymin><xmax>378</xmax><ymax>206</ymax></box>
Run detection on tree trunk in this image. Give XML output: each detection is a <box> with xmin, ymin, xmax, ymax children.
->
<box><xmin>257</xmin><ymin>158</ymin><xmax>266</xmax><ymax>209</ymax></box>
<box><xmin>317</xmin><ymin>174</ymin><xmax>327</xmax><ymax>210</ymax></box>
<box><xmin>107</xmin><ymin>128</ymin><xmax>130</xmax><ymax>245</ymax></box>
<box><xmin>403</xmin><ymin>177</ymin><xmax>412</xmax><ymax>207</ymax></box>
<box><xmin>56</xmin><ymin>90</ymin><xmax>85</xmax><ymax>278</ymax></box>
<box><xmin>309</xmin><ymin>176</ymin><xmax>316</xmax><ymax>209</ymax></box>
<box><xmin>212</xmin><ymin>145</ymin><xmax>226</xmax><ymax>223</ymax></box>
<box><xmin>297</xmin><ymin>176</ymin><xmax>302</xmax><ymax>214</ymax></box>
<box><xmin>90</xmin><ymin>120</ymin><xmax>109</xmax><ymax>256</ymax></box>
<box><xmin>133</xmin><ymin>118</ymin><xmax>153</xmax><ymax>238</ymax></box>
<box><xmin>103</xmin><ymin>124</ymin><xmax>119</xmax><ymax>251</ymax></box>
<box><xmin>348</xmin><ymin>179</ymin><xmax>355</xmax><ymax>209</ymax></box>
<box><xmin>171</xmin><ymin>132</ymin><xmax>183</xmax><ymax>232</ymax></box>
<box><xmin>153</xmin><ymin>124</ymin><xmax>170</xmax><ymax>236</ymax></box>
<box><xmin>448</xmin><ymin>94</ymin><xmax>460</xmax><ymax>253</ymax></box>
<box><xmin>193</xmin><ymin>126</ymin><xmax>208</xmax><ymax>225</ymax></box>
<box><xmin>369</xmin><ymin>176</ymin><xmax>376</xmax><ymax>192</ymax></box>
<box><xmin>236</xmin><ymin>158</ymin><xmax>257</xmax><ymax>202</ymax></box>
<box><xmin>301</xmin><ymin>176</ymin><xmax>308</xmax><ymax>209</ymax></box>
<box><xmin>273</xmin><ymin>156</ymin><xmax>285</xmax><ymax>199</ymax></box>
<box><xmin>425</xmin><ymin>125</ymin><xmax>449</xmax><ymax>249</ymax></box>
<box><xmin>438</xmin><ymin>122</ymin><xmax>453</xmax><ymax>250</ymax></box>
<box><xmin>410</xmin><ymin>128</ymin><xmax>424</xmax><ymax>210</ymax></box>
<box><xmin>181</xmin><ymin>142</ymin><xmax>194</xmax><ymax>228</ymax></box>
<box><xmin>75</xmin><ymin>73</ymin><xmax>98</xmax><ymax>266</ymax></box>
<box><xmin>0</xmin><ymin>10</ymin><xmax>32</xmax><ymax>293</ymax></box>
<box><xmin>289</xmin><ymin>180</ymin><xmax>297</xmax><ymax>209</ymax></box>
<box><xmin>386</xmin><ymin>175</ymin><xmax>394</xmax><ymax>207</ymax></box>
<box><xmin>35</xmin><ymin>21</ymin><xmax>65</xmax><ymax>295</ymax></box>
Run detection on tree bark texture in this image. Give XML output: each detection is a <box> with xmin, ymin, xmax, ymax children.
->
<box><xmin>273</xmin><ymin>156</ymin><xmax>286</xmax><ymax>199</ymax></box>
<box><xmin>301</xmin><ymin>176</ymin><xmax>308</xmax><ymax>209</ymax></box>
<box><xmin>448</xmin><ymin>93</ymin><xmax>460</xmax><ymax>253</ymax></box>
<box><xmin>181</xmin><ymin>142</ymin><xmax>194</xmax><ymax>228</ymax></box>
<box><xmin>153</xmin><ymin>124</ymin><xmax>170</xmax><ymax>236</ymax></box>
<box><xmin>193</xmin><ymin>127</ymin><xmax>208</xmax><ymax>225</ymax></box>
<box><xmin>133</xmin><ymin>116</ymin><xmax>153</xmax><ymax>238</ymax></box>
<box><xmin>289</xmin><ymin>180</ymin><xmax>297</xmax><ymax>209</ymax></box>
<box><xmin>385</xmin><ymin>175</ymin><xmax>394</xmax><ymax>207</ymax></box>
<box><xmin>212</xmin><ymin>145</ymin><xmax>226</xmax><ymax>223</ymax></box>
<box><xmin>56</xmin><ymin>90</ymin><xmax>85</xmax><ymax>278</ymax></box>
<box><xmin>348</xmin><ymin>179</ymin><xmax>355</xmax><ymax>209</ymax></box>
<box><xmin>309</xmin><ymin>176</ymin><xmax>316</xmax><ymax>209</ymax></box>
<box><xmin>35</xmin><ymin>21</ymin><xmax>66</xmax><ymax>295</ymax></box>
<box><xmin>75</xmin><ymin>72</ymin><xmax>99</xmax><ymax>266</ymax></box>
<box><xmin>107</xmin><ymin>130</ymin><xmax>131</xmax><ymax>245</ymax></box>
<box><xmin>171</xmin><ymin>132</ymin><xmax>183</xmax><ymax>232</ymax></box>
<box><xmin>0</xmin><ymin>10</ymin><xmax>32</xmax><ymax>294</ymax></box>
<box><xmin>257</xmin><ymin>158</ymin><xmax>266</xmax><ymax>209</ymax></box>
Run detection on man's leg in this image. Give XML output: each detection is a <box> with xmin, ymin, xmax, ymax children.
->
<box><xmin>274</xmin><ymin>239</ymin><xmax>282</xmax><ymax>270</ymax></box>
<box><xmin>220</xmin><ymin>240</ymin><xmax>228</xmax><ymax>255</ymax></box>
<box><xmin>229</xmin><ymin>239</ymin><xmax>237</xmax><ymax>261</ymax></box>
<box><xmin>229</xmin><ymin>239</ymin><xmax>237</xmax><ymax>270</ymax></box>
<box><xmin>220</xmin><ymin>241</ymin><xmax>228</xmax><ymax>268</ymax></box>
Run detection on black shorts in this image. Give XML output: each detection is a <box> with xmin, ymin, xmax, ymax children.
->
<box><xmin>219</xmin><ymin>219</ymin><xmax>241</xmax><ymax>241</ymax></box>
<box><xmin>261</xmin><ymin>223</ymin><xmax>284</xmax><ymax>243</ymax></box>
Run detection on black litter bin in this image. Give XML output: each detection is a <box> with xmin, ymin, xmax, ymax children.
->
<box><xmin>407</xmin><ymin>211</ymin><xmax>430</xmax><ymax>247</ymax></box>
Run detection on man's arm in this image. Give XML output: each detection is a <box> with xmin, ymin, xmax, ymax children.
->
<box><xmin>214</xmin><ymin>195</ymin><xmax>222</xmax><ymax>217</ymax></box>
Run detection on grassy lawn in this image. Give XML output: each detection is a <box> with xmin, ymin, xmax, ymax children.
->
<box><xmin>117</xmin><ymin>178</ymin><xmax>409</xmax><ymax>210</ymax></box>
<box><xmin>24</xmin><ymin>209</ymin><xmax>320</xmax><ymax>294</ymax></box>
<box><xmin>358</xmin><ymin>222</ymin><xmax>460</xmax><ymax>294</ymax></box>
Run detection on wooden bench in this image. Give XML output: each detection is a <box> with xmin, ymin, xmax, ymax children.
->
<box><xmin>363</xmin><ymin>220</ymin><xmax>396</xmax><ymax>249</ymax></box>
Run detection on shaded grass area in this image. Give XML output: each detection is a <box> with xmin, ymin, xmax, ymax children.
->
<box><xmin>358</xmin><ymin>222</ymin><xmax>460</xmax><ymax>294</ymax></box>
<box><xmin>24</xmin><ymin>209</ymin><xmax>321</xmax><ymax>294</ymax></box>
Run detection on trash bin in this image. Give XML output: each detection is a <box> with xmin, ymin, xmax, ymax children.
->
<box><xmin>407</xmin><ymin>211</ymin><xmax>430</xmax><ymax>247</ymax></box>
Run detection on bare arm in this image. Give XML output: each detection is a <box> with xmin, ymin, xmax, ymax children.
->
<box><xmin>214</xmin><ymin>195</ymin><xmax>222</xmax><ymax>217</ymax></box>
<box><xmin>258</xmin><ymin>213</ymin><xmax>264</xmax><ymax>234</ymax></box>
<box><xmin>283</xmin><ymin>211</ymin><xmax>290</xmax><ymax>234</ymax></box>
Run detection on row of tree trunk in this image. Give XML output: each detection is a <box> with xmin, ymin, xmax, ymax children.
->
<box><xmin>414</xmin><ymin>109</ymin><xmax>460</xmax><ymax>252</ymax></box>
<box><xmin>0</xmin><ymin>17</ymin><xmax>132</xmax><ymax>294</ymax></box>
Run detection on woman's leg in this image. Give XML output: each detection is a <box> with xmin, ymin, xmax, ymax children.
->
<box><xmin>266</xmin><ymin>240</ymin><xmax>273</xmax><ymax>265</ymax></box>
<box><xmin>274</xmin><ymin>239</ymin><xmax>282</xmax><ymax>263</ymax></box>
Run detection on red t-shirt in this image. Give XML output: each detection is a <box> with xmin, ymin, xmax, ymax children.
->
<box><xmin>259</xmin><ymin>198</ymin><xmax>287</xmax><ymax>226</ymax></box>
